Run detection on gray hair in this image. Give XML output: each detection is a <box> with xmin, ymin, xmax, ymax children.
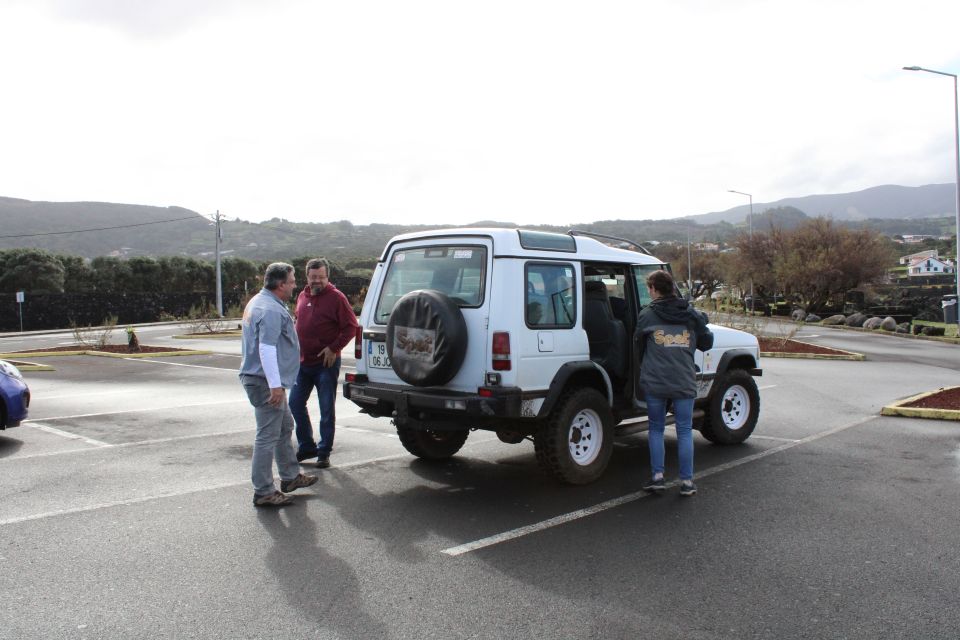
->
<box><xmin>263</xmin><ymin>262</ymin><xmax>294</xmax><ymax>290</ymax></box>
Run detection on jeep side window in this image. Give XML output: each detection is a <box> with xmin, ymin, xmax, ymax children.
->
<box><xmin>632</xmin><ymin>264</ymin><xmax>669</xmax><ymax>309</ymax></box>
<box><xmin>374</xmin><ymin>245</ymin><xmax>487</xmax><ymax>323</ymax></box>
<box><xmin>525</xmin><ymin>262</ymin><xmax>576</xmax><ymax>328</ymax></box>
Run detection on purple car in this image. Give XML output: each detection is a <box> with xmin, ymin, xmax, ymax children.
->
<box><xmin>0</xmin><ymin>360</ymin><xmax>30</xmax><ymax>429</ymax></box>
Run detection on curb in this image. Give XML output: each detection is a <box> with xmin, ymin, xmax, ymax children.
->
<box><xmin>811</xmin><ymin>322</ymin><xmax>960</xmax><ymax>345</ymax></box>
<box><xmin>880</xmin><ymin>386</ymin><xmax>960</xmax><ymax>421</ymax></box>
<box><xmin>173</xmin><ymin>332</ymin><xmax>242</xmax><ymax>340</ymax></box>
<box><xmin>0</xmin><ymin>349</ymin><xmax>212</xmax><ymax>359</ymax></box>
<box><xmin>760</xmin><ymin>340</ymin><xmax>865</xmax><ymax>361</ymax></box>
<box><xmin>760</xmin><ymin>351</ymin><xmax>864</xmax><ymax>361</ymax></box>
<box><xmin>3</xmin><ymin>360</ymin><xmax>55</xmax><ymax>372</ymax></box>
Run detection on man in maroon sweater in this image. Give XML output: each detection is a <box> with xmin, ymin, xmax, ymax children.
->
<box><xmin>289</xmin><ymin>258</ymin><xmax>359</xmax><ymax>468</ymax></box>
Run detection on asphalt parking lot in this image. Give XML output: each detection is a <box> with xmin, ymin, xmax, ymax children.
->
<box><xmin>1</xmin><ymin>325</ymin><xmax>959</xmax><ymax>639</ymax></box>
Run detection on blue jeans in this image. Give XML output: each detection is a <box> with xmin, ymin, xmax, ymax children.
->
<box><xmin>289</xmin><ymin>358</ymin><xmax>340</xmax><ymax>457</ymax></box>
<box><xmin>645</xmin><ymin>394</ymin><xmax>695</xmax><ymax>481</ymax></box>
<box><xmin>241</xmin><ymin>375</ymin><xmax>300</xmax><ymax>496</ymax></box>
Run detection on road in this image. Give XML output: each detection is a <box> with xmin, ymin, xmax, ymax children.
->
<box><xmin>1</xmin><ymin>324</ymin><xmax>958</xmax><ymax>639</ymax></box>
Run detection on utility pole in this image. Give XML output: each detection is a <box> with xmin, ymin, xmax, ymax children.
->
<box><xmin>686</xmin><ymin>226</ymin><xmax>693</xmax><ymax>295</ymax></box>
<box><xmin>213</xmin><ymin>210</ymin><xmax>224</xmax><ymax>317</ymax></box>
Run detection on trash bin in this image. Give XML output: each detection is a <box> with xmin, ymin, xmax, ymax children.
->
<box><xmin>943</xmin><ymin>295</ymin><xmax>958</xmax><ymax>324</ymax></box>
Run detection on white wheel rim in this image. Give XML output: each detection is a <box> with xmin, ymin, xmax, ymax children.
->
<box><xmin>721</xmin><ymin>385</ymin><xmax>750</xmax><ymax>430</ymax></box>
<box><xmin>568</xmin><ymin>408</ymin><xmax>602</xmax><ymax>466</ymax></box>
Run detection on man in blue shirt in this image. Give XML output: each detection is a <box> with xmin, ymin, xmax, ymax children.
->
<box><xmin>240</xmin><ymin>263</ymin><xmax>318</xmax><ymax>506</ymax></box>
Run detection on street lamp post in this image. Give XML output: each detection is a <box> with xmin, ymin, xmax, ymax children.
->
<box><xmin>903</xmin><ymin>65</ymin><xmax>960</xmax><ymax>334</ymax></box>
<box><xmin>728</xmin><ymin>189</ymin><xmax>755</xmax><ymax>314</ymax></box>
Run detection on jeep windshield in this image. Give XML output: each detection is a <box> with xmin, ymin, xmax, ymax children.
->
<box><xmin>374</xmin><ymin>245</ymin><xmax>487</xmax><ymax>324</ymax></box>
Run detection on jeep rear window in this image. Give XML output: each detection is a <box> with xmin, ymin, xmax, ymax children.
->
<box><xmin>374</xmin><ymin>245</ymin><xmax>487</xmax><ymax>323</ymax></box>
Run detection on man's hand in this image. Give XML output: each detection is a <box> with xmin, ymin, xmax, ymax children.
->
<box><xmin>268</xmin><ymin>387</ymin><xmax>285</xmax><ymax>407</ymax></box>
<box><xmin>318</xmin><ymin>347</ymin><xmax>337</xmax><ymax>367</ymax></box>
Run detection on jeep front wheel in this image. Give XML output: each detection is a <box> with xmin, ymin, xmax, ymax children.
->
<box><xmin>699</xmin><ymin>369</ymin><xmax>760</xmax><ymax>444</ymax></box>
<box><xmin>396</xmin><ymin>426</ymin><xmax>469</xmax><ymax>460</ymax></box>
<box><xmin>535</xmin><ymin>387</ymin><xmax>613</xmax><ymax>485</ymax></box>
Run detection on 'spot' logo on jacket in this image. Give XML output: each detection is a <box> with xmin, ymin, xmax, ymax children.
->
<box><xmin>653</xmin><ymin>329</ymin><xmax>690</xmax><ymax>348</ymax></box>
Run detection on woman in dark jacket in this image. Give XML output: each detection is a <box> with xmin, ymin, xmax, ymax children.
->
<box><xmin>635</xmin><ymin>270</ymin><xmax>713</xmax><ymax>496</ymax></box>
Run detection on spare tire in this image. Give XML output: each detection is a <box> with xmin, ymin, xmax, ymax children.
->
<box><xmin>387</xmin><ymin>289</ymin><xmax>468</xmax><ymax>387</ymax></box>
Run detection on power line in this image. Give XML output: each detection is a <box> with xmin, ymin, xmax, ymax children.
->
<box><xmin>0</xmin><ymin>215</ymin><xmax>203</xmax><ymax>239</ymax></box>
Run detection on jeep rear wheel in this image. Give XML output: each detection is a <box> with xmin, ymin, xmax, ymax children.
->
<box><xmin>699</xmin><ymin>369</ymin><xmax>759</xmax><ymax>444</ymax></box>
<box><xmin>535</xmin><ymin>387</ymin><xmax>613</xmax><ymax>485</ymax></box>
<box><xmin>396</xmin><ymin>426</ymin><xmax>469</xmax><ymax>460</ymax></box>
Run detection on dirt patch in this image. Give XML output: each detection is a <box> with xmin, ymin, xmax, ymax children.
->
<box><xmin>757</xmin><ymin>337</ymin><xmax>851</xmax><ymax>356</ymax></box>
<box><xmin>10</xmin><ymin>344</ymin><xmax>194</xmax><ymax>354</ymax></box>
<box><xmin>903</xmin><ymin>387</ymin><xmax>960</xmax><ymax>411</ymax></box>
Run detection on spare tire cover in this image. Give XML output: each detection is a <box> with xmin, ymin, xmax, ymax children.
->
<box><xmin>387</xmin><ymin>289</ymin><xmax>468</xmax><ymax>387</ymax></box>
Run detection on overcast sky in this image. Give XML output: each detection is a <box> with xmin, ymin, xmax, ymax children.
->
<box><xmin>2</xmin><ymin>0</ymin><xmax>959</xmax><ymax>226</ymax></box>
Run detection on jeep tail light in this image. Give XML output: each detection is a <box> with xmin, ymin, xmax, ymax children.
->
<box><xmin>354</xmin><ymin>326</ymin><xmax>363</xmax><ymax>360</ymax></box>
<box><xmin>492</xmin><ymin>331</ymin><xmax>511</xmax><ymax>371</ymax></box>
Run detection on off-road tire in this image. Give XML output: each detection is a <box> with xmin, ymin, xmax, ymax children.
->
<box><xmin>699</xmin><ymin>369</ymin><xmax>760</xmax><ymax>444</ymax></box>
<box><xmin>396</xmin><ymin>426</ymin><xmax>469</xmax><ymax>460</ymax></box>
<box><xmin>535</xmin><ymin>387</ymin><xmax>613</xmax><ymax>485</ymax></box>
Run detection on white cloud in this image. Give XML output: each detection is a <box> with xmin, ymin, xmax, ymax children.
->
<box><xmin>1</xmin><ymin>0</ymin><xmax>958</xmax><ymax>226</ymax></box>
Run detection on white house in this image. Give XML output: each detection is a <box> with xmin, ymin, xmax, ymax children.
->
<box><xmin>899</xmin><ymin>249</ymin><xmax>939</xmax><ymax>265</ymax></box>
<box><xmin>907</xmin><ymin>255</ymin><xmax>956</xmax><ymax>276</ymax></box>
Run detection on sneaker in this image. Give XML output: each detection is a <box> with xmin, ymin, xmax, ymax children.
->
<box><xmin>296</xmin><ymin>449</ymin><xmax>318</xmax><ymax>463</ymax></box>
<box><xmin>679</xmin><ymin>480</ymin><xmax>697</xmax><ymax>497</ymax></box>
<box><xmin>253</xmin><ymin>491</ymin><xmax>293</xmax><ymax>507</ymax></box>
<box><xmin>316</xmin><ymin>456</ymin><xmax>330</xmax><ymax>469</ymax></box>
<box><xmin>280</xmin><ymin>473</ymin><xmax>318</xmax><ymax>493</ymax></box>
<box><xmin>642</xmin><ymin>476</ymin><xmax>666</xmax><ymax>492</ymax></box>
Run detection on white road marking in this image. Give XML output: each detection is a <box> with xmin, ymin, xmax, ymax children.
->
<box><xmin>25</xmin><ymin>422</ymin><xmax>113</xmax><ymax>447</ymax></box>
<box><xmin>38</xmin><ymin>389</ymin><xmax>140</xmax><ymax>401</ymax></box>
<box><xmin>758</xmin><ymin>384</ymin><xmax>777</xmax><ymax>390</ymax></box>
<box><xmin>750</xmin><ymin>435</ymin><xmax>801</xmax><ymax>443</ymax></box>
<box><xmin>441</xmin><ymin>415</ymin><xmax>875</xmax><ymax>556</ymax></box>
<box><xmin>123</xmin><ymin>358</ymin><xmax>239</xmax><ymax>371</ymax></box>
<box><xmin>24</xmin><ymin>398</ymin><xmax>243</xmax><ymax>422</ymax></box>
<box><xmin>341</xmin><ymin>426</ymin><xmax>399</xmax><ymax>438</ymax></box>
<box><xmin>0</xmin><ymin>451</ymin><xmax>413</xmax><ymax>527</ymax></box>
<box><xmin>0</xmin><ymin>438</ymin><xmax>500</xmax><ymax>526</ymax></box>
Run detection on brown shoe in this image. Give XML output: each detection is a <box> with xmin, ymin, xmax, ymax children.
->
<box><xmin>280</xmin><ymin>473</ymin><xmax>318</xmax><ymax>493</ymax></box>
<box><xmin>253</xmin><ymin>491</ymin><xmax>294</xmax><ymax>507</ymax></box>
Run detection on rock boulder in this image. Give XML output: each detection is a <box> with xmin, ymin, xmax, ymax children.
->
<box><xmin>805</xmin><ymin>313</ymin><xmax>822</xmax><ymax>323</ymax></box>
<box><xmin>822</xmin><ymin>314</ymin><xmax>846</xmax><ymax>325</ymax></box>
<box><xmin>791</xmin><ymin>309</ymin><xmax>807</xmax><ymax>322</ymax></box>
<box><xmin>862</xmin><ymin>317</ymin><xmax>882</xmax><ymax>330</ymax></box>
<box><xmin>880</xmin><ymin>317</ymin><xmax>897</xmax><ymax>332</ymax></box>
<box><xmin>845</xmin><ymin>312</ymin><xmax>868</xmax><ymax>327</ymax></box>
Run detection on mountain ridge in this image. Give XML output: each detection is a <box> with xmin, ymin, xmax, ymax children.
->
<box><xmin>1</xmin><ymin>183</ymin><xmax>955</xmax><ymax>259</ymax></box>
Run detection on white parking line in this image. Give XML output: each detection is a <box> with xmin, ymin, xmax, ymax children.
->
<box><xmin>0</xmin><ymin>451</ymin><xmax>410</xmax><ymax>527</ymax></box>
<box><xmin>440</xmin><ymin>415</ymin><xmax>875</xmax><ymax>556</ymax></box>
<box><xmin>750</xmin><ymin>435</ymin><xmax>800</xmax><ymax>443</ymax></box>
<box><xmin>123</xmin><ymin>358</ymin><xmax>239</xmax><ymax>371</ymax></box>
<box><xmin>26</xmin><ymin>422</ymin><xmax>113</xmax><ymax>447</ymax></box>
<box><xmin>24</xmin><ymin>398</ymin><xmax>243</xmax><ymax>422</ymax></box>
<box><xmin>38</xmin><ymin>389</ymin><xmax>140</xmax><ymax>401</ymax></box>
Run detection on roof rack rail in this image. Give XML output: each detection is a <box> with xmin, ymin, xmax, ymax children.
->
<box><xmin>567</xmin><ymin>229</ymin><xmax>652</xmax><ymax>255</ymax></box>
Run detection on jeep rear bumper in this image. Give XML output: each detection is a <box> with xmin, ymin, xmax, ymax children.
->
<box><xmin>343</xmin><ymin>381</ymin><xmax>524</xmax><ymax>429</ymax></box>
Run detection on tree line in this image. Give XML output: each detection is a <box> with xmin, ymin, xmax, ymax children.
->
<box><xmin>0</xmin><ymin>248</ymin><xmax>368</xmax><ymax>296</ymax></box>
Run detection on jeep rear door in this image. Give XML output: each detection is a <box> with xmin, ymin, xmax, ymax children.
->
<box><xmin>363</xmin><ymin>239</ymin><xmax>491</xmax><ymax>392</ymax></box>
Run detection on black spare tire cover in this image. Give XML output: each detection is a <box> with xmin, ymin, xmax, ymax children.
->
<box><xmin>386</xmin><ymin>289</ymin><xmax>468</xmax><ymax>387</ymax></box>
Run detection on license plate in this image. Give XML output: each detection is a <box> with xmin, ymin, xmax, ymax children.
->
<box><xmin>367</xmin><ymin>341</ymin><xmax>391</xmax><ymax>368</ymax></box>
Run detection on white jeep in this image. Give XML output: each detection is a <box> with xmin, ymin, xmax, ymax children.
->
<box><xmin>344</xmin><ymin>228</ymin><xmax>761</xmax><ymax>484</ymax></box>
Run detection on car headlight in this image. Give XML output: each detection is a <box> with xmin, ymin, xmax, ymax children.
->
<box><xmin>0</xmin><ymin>360</ymin><xmax>24</xmax><ymax>381</ymax></box>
